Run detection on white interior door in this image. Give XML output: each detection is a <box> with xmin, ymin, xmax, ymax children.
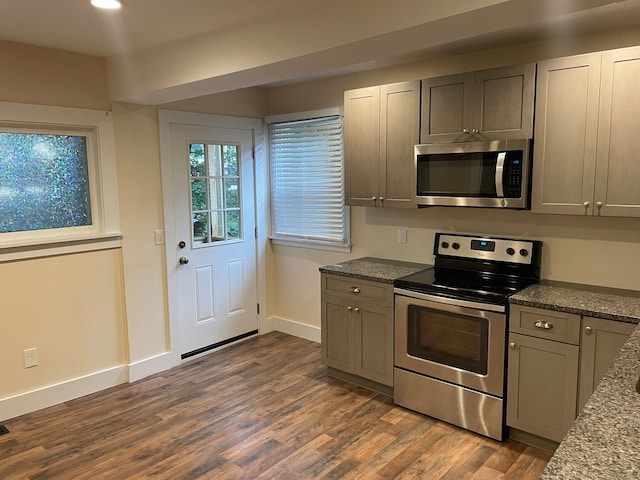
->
<box><xmin>170</xmin><ymin>124</ymin><xmax>258</xmax><ymax>357</ymax></box>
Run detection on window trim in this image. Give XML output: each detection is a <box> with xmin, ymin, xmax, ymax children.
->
<box><xmin>266</xmin><ymin>107</ymin><xmax>350</xmax><ymax>253</ymax></box>
<box><xmin>0</xmin><ymin>101</ymin><xmax>121</xmax><ymax>261</ymax></box>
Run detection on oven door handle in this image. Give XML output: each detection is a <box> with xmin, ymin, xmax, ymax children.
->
<box><xmin>394</xmin><ymin>288</ymin><xmax>506</xmax><ymax>314</ymax></box>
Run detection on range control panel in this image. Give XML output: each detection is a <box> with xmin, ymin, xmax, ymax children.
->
<box><xmin>436</xmin><ymin>233</ymin><xmax>538</xmax><ymax>265</ymax></box>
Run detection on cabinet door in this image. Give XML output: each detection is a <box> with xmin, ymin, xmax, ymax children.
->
<box><xmin>472</xmin><ymin>63</ymin><xmax>536</xmax><ymax>140</ymax></box>
<box><xmin>595</xmin><ymin>46</ymin><xmax>640</xmax><ymax>217</ymax></box>
<box><xmin>578</xmin><ymin>317</ymin><xmax>635</xmax><ymax>411</ymax></box>
<box><xmin>344</xmin><ymin>87</ymin><xmax>380</xmax><ymax>206</ymax></box>
<box><xmin>379</xmin><ymin>81</ymin><xmax>420</xmax><ymax>208</ymax></box>
<box><xmin>531</xmin><ymin>54</ymin><xmax>601</xmax><ymax>215</ymax></box>
<box><xmin>355</xmin><ymin>303</ymin><xmax>393</xmax><ymax>386</ymax></box>
<box><xmin>321</xmin><ymin>295</ymin><xmax>355</xmax><ymax>373</ymax></box>
<box><xmin>507</xmin><ymin>333</ymin><xmax>579</xmax><ymax>442</ymax></box>
<box><xmin>420</xmin><ymin>72</ymin><xmax>473</xmax><ymax>143</ymax></box>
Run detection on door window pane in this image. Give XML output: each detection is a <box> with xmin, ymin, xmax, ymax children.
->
<box><xmin>189</xmin><ymin>142</ymin><xmax>242</xmax><ymax>245</ymax></box>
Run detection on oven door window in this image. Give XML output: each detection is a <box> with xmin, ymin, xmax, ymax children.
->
<box><xmin>407</xmin><ymin>305</ymin><xmax>489</xmax><ymax>375</ymax></box>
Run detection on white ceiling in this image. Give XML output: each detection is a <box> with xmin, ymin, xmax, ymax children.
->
<box><xmin>2</xmin><ymin>0</ymin><xmax>640</xmax><ymax>103</ymax></box>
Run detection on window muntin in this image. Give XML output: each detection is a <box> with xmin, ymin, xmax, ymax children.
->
<box><xmin>0</xmin><ymin>131</ymin><xmax>93</xmax><ymax>234</ymax></box>
<box><xmin>189</xmin><ymin>142</ymin><xmax>242</xmax><ymax>245</ymax></box>
<box><xmin>269</xmin><ymin>114</ymin><xmax>348</xmax><ymax>249</ymax></box>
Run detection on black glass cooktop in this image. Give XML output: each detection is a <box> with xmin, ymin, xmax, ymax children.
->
<box><xmin>394</xmin><ymin>266</ymin><xmax>537</xmax><ymax>306</ymax></box>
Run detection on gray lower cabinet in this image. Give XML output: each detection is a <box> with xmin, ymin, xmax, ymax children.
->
<box><xmin>507</xmin><ymin>305</ymin><xmax>580</xmax><ymax>443</ymax></box>
<box><xmin>507</xmin><ymin>305</ymin><xmax>634</xmax><ymax>443</ymax></box>
<box><xmin>320</xmin><ymin>274</ymin><xmax>394</xmax><ymax>387</ymax></box>
<box><xmin>420</xmin><ymin>63</ymin><xmax>535</xmax><ymax>143</ymax></box>
<box><xmin>344</xmin><ymin>81</ymin><xmax>420</xmax><ymax>208</ymax></box>
<box><xmin>578</xmin><ymin>316</ymin><xmax>636</xmax><ymax>411</ymax></box>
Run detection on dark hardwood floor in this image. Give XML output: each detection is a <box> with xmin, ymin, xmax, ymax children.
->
<box><xmin>0</xmin><ymin>332</ymin><xmax>552</xmax><ymax>479</ymax></box>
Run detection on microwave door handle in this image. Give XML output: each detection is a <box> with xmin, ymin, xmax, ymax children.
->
<box><xmin>495</xmin><ymin>152</ymin><xmax>506</xmax><ymax>197</ymax></box>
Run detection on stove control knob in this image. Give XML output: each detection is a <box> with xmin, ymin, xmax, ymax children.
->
<box><xmin>452</xmin><ymin>242</ymin><xmax>460</xmax><ymax>250</ymax></box>
<box><xmin>441</xmin><ymin>241</ymin><xmax>450</xmax><ymax>249</ymax></box>
<box><xmin>506</xmin><ymin>247</ymin><xmax>515</xmax><ymax>256</ymax></box>
<box><xmin>519</xmin><ymin>249</ymin><xmax>529</xmax><ymax>257</ymax></box>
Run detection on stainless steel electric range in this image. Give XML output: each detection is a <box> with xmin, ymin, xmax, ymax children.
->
<box><xmin>393</xmin><ymin>232</ymin><xmax>542</xmax><ymax>440</ymax></box>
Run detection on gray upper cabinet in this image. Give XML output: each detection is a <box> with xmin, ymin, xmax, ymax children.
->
<box><xmin>344</xmin><ymin>81</ymin><xmax>420</xmax><ymax>208</ymax></box>
<box><xmin>595</xmin><ymin>47</ymin><xmax>640</xmax><ymax>217</ymax></box>
<box><xmin>531</xmin><ymin>53</ymin><xmax>601</xmax><ymax>215</ymax></box>
<box><xmin>420</xmin><ymin>64</ymin><xmax>535</xmax><ymax>143</ymax></box>
<box><xmin>532</xmin><ymin>46</ymin><xmax>640</xmax><ymax>217</ymax></box>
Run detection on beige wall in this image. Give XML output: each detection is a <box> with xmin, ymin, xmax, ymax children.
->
<box><xmin>0</xmin><ymin>249</ymin><xmax>127</xmax><ymax>398</ymax></box>
<box><xmin>3</xmin><ymin>24</ymin><xmax>640</xmax><ymax>416</ymax></box>
<box><xmin>265</xmin><ymin>27</ymin><xmax>640</xmax><ymax>330</ymax></box>
<box><xmin>0</xmin><ymin>40</ymin><xmax>110</xmax><ymax>110</ymax></box>
<box><xmin>0</xmin><ymin>43</ymin><xmax>128</xmax><ymax>404</ymax></box>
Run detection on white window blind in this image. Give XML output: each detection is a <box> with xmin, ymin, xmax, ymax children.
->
<box><xmin>269</xmin><ymin>115</ymin><xmax>348</xmax><ymax>247</ymax></box>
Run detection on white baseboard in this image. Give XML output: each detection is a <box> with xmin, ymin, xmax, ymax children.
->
<box><xmin>270</xmin><ymin>316</ymin><xmax>321</xmax><ymax>343</ymax></box>
<box><xmin>128</xmin><ymin>351</ymin><xmax>180</xmax><ymax>383</ymax></box>
<box><xmin>0</xmin><ymin>326</ymin><xmax>318</xmax><ymax>422</ymax></box>
<box><xmin>0</xmin><ymin>365</ymin><xmax>128</xmax><ymax>423</ymax></box>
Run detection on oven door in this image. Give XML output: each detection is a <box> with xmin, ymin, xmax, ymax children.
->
<box><xmin>394</xmin><ymin>290</ymin><xmax>506</xmax><ymax>397</ymax></box>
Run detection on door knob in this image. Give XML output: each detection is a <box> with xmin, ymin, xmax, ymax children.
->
<box><xmin>179</xmin><ymin>256</ymin><xmax>189</xmax><ymax>265</ymax></box>
<box><xmin>178</xmin><ymin>241</ymin><xmax>186</xmax><ymax>249</ymax></box>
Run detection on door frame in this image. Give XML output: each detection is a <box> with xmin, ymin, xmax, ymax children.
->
<box><xmin>158</xmin><ymin>110</ymin><xmax>268</xmax><ymax>361</ymax></box>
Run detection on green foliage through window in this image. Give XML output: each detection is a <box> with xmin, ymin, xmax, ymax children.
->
<box><xmin>189</xmin><ymin>143</ymin><xmax>241</xmax><ymax>244</ymax></box>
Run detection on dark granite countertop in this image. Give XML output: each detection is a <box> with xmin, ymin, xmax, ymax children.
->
<box><xmin>510</xmin><ymin>280</ymin><xmax>640</xmax><ymax>324</ymax></box>
<box><xmin>319</xmin><ymin>257</ymin><xmax>430</xmax><ymax>284</ymax></box>
<box><xmin>511</xmin><ymin>280</ymin><xmax>640</xmax><ymax>479</ymax></box>
<box><xmin>540</xmin><ymin>324</ymin><xmax>640</xmax><ymax>479</ymax></box>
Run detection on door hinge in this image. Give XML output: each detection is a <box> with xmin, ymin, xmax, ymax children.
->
<box><xmin>255</xmin><ymin>227</ymin><xmax>258</xmax><ymax>239</ymax></box>
<box><xmin>252</xmin><ymin>146</ymin><xmax>255</xmax><ymax>159</ymax></box>
<box><xmin>257</xmin><ymin>303</ymin><xmax>260</xmax><ymax>315</ymax></box>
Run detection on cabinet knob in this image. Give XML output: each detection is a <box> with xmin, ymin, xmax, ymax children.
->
<box><xmin>379</xmin><ymin>196</ymin><xmax>384</xmax><ymax>202</ymax></box>
<box><xmin>471</xmin><ymin>128</ymin><xmax>479</xmax><ymax>135</ymax></box>
<box><xmin>585</xmin><ymin>326</ymin><xmax>593</xmax><ymax>335</ymax></box>
<box><xmin>349</xmin><ymin>286</ymin><xmax>361</xmax><ymax>294</ymax></box>
<box><xmin>534</xmin><ymin>320</ymin><xmax>554</xmax><ymax>330</ymax></box>
<box><xmin>583</xmin><ymin>201</ymin><xmax>590</xmax><ymax>208</ymax></box>
<box><xmin>354</xmin><ymin>307</ymin><xmax>360</xmax><ymax>313</ymax></box>
<box><xmin>509</xmin><ymin>342</ymin><xmax>517</xmax><ymax>350</ymax></box>
<box><xmin>371</xmin><ymin>196</ymin><xmax>377</xmax><ymax>201</ymax></box>
<box><xmin>596</xmin><ymin>201</ymin><xmax>603</xmax><ymax>209</ymax></box>
<box><xmin>462</xmin><ymin>128</ymin><xmax>470</xmax><ymax>134</ymax></box>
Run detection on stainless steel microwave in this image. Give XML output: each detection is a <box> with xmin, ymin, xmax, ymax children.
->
<box><xmin>413</xmin><ymin>139</ymin><xmax>531</xmax><ymax>209</ymax></box>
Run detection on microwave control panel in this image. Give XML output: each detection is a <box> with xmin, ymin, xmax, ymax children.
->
<box><xmin>503</xmin><ymin>153</ymin><xmax>523</xmax><ymax>198</ymax></box>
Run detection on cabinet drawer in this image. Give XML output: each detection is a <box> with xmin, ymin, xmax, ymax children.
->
<box><xmin>322</xmin><ymin>274</ymin><xmax>393</xmax><ymax>306</ymax></box>
<box><xmin>509</xmin><ymin>305</ymin><xmax>580</xmax><ymax>345</ymax></box>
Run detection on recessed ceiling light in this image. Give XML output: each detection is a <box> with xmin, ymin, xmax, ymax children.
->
<box><xmin>91</xmin><ymin>0</ymin><xmax>122</xmax><ymax>9</ymax></box>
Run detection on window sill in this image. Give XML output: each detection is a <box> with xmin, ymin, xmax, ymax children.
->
<box><xmin>270</xmin><ymin>237</ymin><xmax>351</xmax><ymax>253</ymax></box>
<box><xmin>0</xmin><ymin>233</ymin><xmax>123</xmax><ymax>263</ymax></box>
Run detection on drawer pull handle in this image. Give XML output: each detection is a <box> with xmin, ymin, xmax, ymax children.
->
<box><xmin>534</xmin><ymin>321</ymin><xmax>554</xmax><ymax>330</ymax></box>
<box><xmin>349</xmin><ymin>287</ymin><xmax>361</xmax><ymax>294</ymax></box>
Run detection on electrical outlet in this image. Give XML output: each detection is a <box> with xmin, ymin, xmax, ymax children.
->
<box><xmin>24</xmin><ymin>348</ymin><xmax>38</xmax><ymax>368</ymax></box>
<box><xmin>398</xmin><ymin>228</ymin><xmax>407</xmax><ymax>244</ymax></box>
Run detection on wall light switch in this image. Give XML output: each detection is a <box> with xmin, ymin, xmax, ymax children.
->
<box><xmin>154</xmin><ymin>229</ymin><xmax>165</xmax><ymax>245</ymax></box>
<box><xmin>398</xmin><ymin>228</ymin><xmax>407</xmax><ymax>244</ymax></box>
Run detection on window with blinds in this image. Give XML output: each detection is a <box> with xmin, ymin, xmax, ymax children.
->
<box><xmin>269</xmin><ymin>114</ymin><xmax>349</xmax><ymax>249</ymax></box>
